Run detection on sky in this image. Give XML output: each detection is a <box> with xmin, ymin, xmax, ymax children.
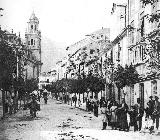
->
<box><xmin>0</xmin><ymin>0</ymin><xmax>125</xmax><ymax>72</ymax></box>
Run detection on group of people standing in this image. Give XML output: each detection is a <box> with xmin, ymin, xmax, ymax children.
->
<box><xmin>101</xmin><ymin>97</ymin><xmax>129</xmax><ymax>131</ymax></box>
<box><xmin>100</xmin><ymin>96</ymin><xmax>160</xmax><ymax>133</ymax></box>
<box><xmin>4</xmin><ymin>95</ymin><xmax>18</xmax><ymax>115</ymax></box>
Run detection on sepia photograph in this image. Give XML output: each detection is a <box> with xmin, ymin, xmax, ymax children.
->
<box><xmin>0</xmin><ymin>0</ymin><xmax>160</xmax><ymax>139</ymax></box>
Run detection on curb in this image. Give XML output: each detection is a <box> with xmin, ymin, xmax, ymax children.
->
<box><xmin>75</xmin><ymin>106</ymin><xmax>87</xmax><ymax>112</ymax></box>
<box><xmin>55</xmin><ymin>99</ymin><xmax>87</xmax><ymax>112</ymax></box>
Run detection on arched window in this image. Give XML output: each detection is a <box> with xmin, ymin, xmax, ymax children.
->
<box><xmin>31</xmin><ymin>25</ymin><xmax>33</xmax><ymax>29</ymax></box>
<box><xmin>31</xmin><ymin>39</ymin><xmax>33</xmax><ymax>45</ymax></box>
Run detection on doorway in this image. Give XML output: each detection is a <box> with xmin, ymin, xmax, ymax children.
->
<box><xmin>139</xmin><ymin>83</ymin><xmax>144</xmax><ymax>108</ymax></box>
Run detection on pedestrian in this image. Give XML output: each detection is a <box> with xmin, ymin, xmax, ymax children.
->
<box><xmin>146</xmin><ymin>96</ymin><xmax>155</xmax><ymax>133</ymax></box>
<box><xmin>101</xmin><ymin>103</ymin><xmax>108</xmax><ymax>130</ymax></box>
<box><xmin>43</xmin><ymin>89</ymin><xmax>48</xmax><ymax>104</ymax></box>
<box><xmin>8</xmin><ymin>96</ymin><xmax>13</xmax><ymax>115</ymax></box>
<box><xmin>85</xmin><ymin>97</ymin><xmax>89</xmax><ymax>111</ymax></box>
<box><xmin>119</xmin><ymin>98</ymin><xmax>129</xmax><ymax>131</ymax></box>
<box><xmin>29</xmin><ymin>94</ymin><xmax>39</xmax><ymax>118</ymax></box>
<box><xmin>106</xmin><ymin>98</ymin><xmax>112</xmax><ymax>126</ymax></box>
<box><xmin>89</xmin><ymin>96</ymin><xmax>93</xmax><ymax>112</ymax></box>
<box><xmin>74</xmin><ymin>95</ymin><xmax>77</xmax><ymax>107</ymax></box>
<box><xmin>100</xmin><ymin>97</ymin><xmax>106</xmax><ymax>108</ymax></box>
<box><xmin>152</xmin><ymin>96</ymin><xmax>160</xmax><ymax>132</ymax></box>
<box><xmin>136</xmin><ymin>99</ymin><xmax>144</xmax><ymax>131</ymax></box>
<box><xmin>128</xmin><ymin>105</ymin><xmax>138</xmax><ymax>131</ymax></box>
<box><xmin>4</xmin><ymin>98</ymin><xmax>8</xmax><ymax>114</ymax></box>
<box><xmin>78</xmin><ymin>99</ymin><xmax>81</xmax><ymax>107</ymax></box>
<box><xmin>93</xmin><ymin>96</ymin><xmax>99</xmax><ymax>117</ymax></box>
<box><xmin>144</xmin><ymin>102</ymin><xmax>152</xmax><ymax>131</ymax></box>
<box><xmin>147</xmin><ymin>96</ymin><xmax>155</xmax><ymax>119</ymax></box>
<box><xmin>13</xmin><ymin>96</ymin><xmax>17</xmax><ymax>113</ymax></box>
<box><xmin>115</xmin><ymin>103</ymin><xmax>121</xmax><ymax>130</ymax></box>
<box><xmin>110</xmin><ymin>100</ymin><xmax>118</xmax><ymax>130</ymax></box>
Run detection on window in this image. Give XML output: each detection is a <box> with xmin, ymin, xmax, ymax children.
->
<box><xmin>131</xmin><ymin>85</ymin><xmax>134</xmax><ymax>106</ymax></box>
<box><xmin>35</xmin><ymin>25</ymin><xmax>36</xmax><ymax>31</ymax></box>
<box><xmin>135</xmin><ymin>49</ymin><xmax>137</xmax><ymax>63</ymax></box>
<box><xmin>28</xmin><ymin>41</ymin><xmax>30</xmax><ymax>45</ymax></box>
<box><xmin>130</xmin><ymin>21</ymin><xmax>135</xmax><ymax>44</ymax></box>
<box><xmin>31</xmin><ymin>25</ymin><xmax>33</xmax><ymax>29</ymax></box>
<box><xmin>110</xmin><ymin>50</ymin><xmax>113</xmax><ymax>63</ymax></box>
<box><xmin>138</xmin><ymin>12</ymin><xmax>145</xmax><ymax>41</ymax></box>
<box><xmin>139</xmin><ymin>45</ymin><xmax>144</xmax><ymax>61</ymax></box>
<box><xmin>151</xmin><ymin>1</ymin><xmax>158</xmax><ymax>29</ymax></box>
<box><xmin>117</xmin><ymin>43</ymin><xmax>121</xmax><ymax>62</ymax></box>
<box><xmin>31</xmin><ymin>39</ymin><xmax>33</xmax><ymax>45</ymax></box>
<box><xmin>141</xmin><ymin>18</ymin><xmax>144</xmax><ymax>37</ymax></box>
<box><xmin>151</xmin><ymin>80</ymin><xmax>157</xmax><ymax>94</ymax></box>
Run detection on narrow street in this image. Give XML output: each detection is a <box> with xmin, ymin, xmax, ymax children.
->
<box><xmin>0</xmin><ymin>98</ymin><xmax>159</xmax><ymax>140</ymax></box>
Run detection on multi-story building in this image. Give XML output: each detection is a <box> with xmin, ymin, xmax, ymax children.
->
<box><xmin>109</xmin><ymin>0</ymin><xmax>160</xmax><ymax>108</ymax></box>
<box><xmin>127</xmin><ymin>0</ymin><xmax>160</xmax><ymax>108</ymax></box>
<box><xmin>65</xmin><ymin>28</ymin><xmax>110</xmax><ymax>80</ymax></box>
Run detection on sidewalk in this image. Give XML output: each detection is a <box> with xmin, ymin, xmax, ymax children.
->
<box><xmin>76</xmin><ymin>102</ymin><xmax>87</xmax><ymax>111</ymax></box>
<box><xmin>58</xmin><ymin>99</ymin><xmax>160</xmax><ymax>135</ymax></box>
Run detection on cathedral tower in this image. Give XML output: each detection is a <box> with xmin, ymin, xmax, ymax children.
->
<box><xmin>25</xmin><ymin>12</ymin><xmax>42</xmax><ymax>79</ymax></box>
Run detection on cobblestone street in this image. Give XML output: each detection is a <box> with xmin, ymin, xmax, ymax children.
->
<box><xmin>0</xmin><ymin>98</ymin><xmax>159</xmax><ymax>140</ymax></box>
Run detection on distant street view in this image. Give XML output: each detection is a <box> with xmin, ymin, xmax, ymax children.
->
<box><xmin>1</xmin><ymin>0</ymin><xmax>160</xmax><ymax>140</ymax></box>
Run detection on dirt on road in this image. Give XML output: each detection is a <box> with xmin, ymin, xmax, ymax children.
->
<box><xmin>0</xmin><ymin>99</ymin><xmax>160</xmax><ymax>140</ymax></box>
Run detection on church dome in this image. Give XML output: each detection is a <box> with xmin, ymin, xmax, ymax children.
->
<box><xmin>30</xmin><ymin>11</ymin><xmax>38</xmax><ymax>21</ymax></box>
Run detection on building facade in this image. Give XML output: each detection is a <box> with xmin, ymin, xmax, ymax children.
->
<box><xmin>109</xmin><ymin>0</ymin><xmax>160</xmax><ymax>108</ymax></box>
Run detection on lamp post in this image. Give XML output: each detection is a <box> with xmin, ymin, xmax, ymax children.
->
<box><xmin>112</xmin><ymin>3</ymin><xmax>127</xmax><ymax>28</ymax></box>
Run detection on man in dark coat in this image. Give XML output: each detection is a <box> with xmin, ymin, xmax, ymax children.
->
<box><xmin>153</xmin><ymin>96</ymin><xmax>160</xmax><ymax>131</ymax></box>
<box><xmin>147</xmin><ymin>96</ymin><xmax>155</xmax><ymax>118</ymax></box>
<box><xmin>135</xmin><ymin>103</ymin><xmax>144</xmax><ymax>131</ymax></box>
<box><xmin>128</xmin><ymin>105</ymin><xmax>138</xmax><ymax>131</ymax></box>
<box><xmin>93</xmin><ymin>96</ymin><xmax>99</xmax><ymax>117</ymax></box>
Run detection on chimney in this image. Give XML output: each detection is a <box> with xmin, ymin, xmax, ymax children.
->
<box><xmin>12</xmin><ymin>29</ymin><xmax>13</xmax><ymax>33</ymax></box>
<box><xmin>19</xmin><ymin>32</ymin><xmax>20</xmax><ymax>37</ymax></box>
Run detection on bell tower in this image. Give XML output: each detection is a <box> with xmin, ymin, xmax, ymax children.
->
<box><xmin>25</xmin><ymin>11</ymin><xmax>42</xmax><ymax>79</ymax></box>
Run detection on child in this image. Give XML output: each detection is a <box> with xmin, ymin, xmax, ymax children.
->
<box><xmin>144</xmin><ymin>103</ymin><xmax>154</xmax><ymax>133</ymax></box>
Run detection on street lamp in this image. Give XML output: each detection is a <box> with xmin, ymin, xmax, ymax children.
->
<box><xmin>111</xmin><ymin>3</ymin><xmax>127</xmax><ymax>27</ymax></box>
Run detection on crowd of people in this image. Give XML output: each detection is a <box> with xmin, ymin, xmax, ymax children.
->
<box><xmin>4</xmin><ymin>96</ymin><xmax>18</xmax><ymax>115</ymax></box>
<box><xmin>100</xmin><ymin>96</ymin><xmax>160</xmax><ymax>133</ymax></box>
<box><xmin>3</xmin><ymin>89</ymin><xmax>49</xmax><ymax>118</ymax></box>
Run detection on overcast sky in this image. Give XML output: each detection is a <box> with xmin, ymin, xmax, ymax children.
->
<box><xmin>0</xmin><ymin>0</ymin><xmax>125</xmax><ymax>72</ymax></box>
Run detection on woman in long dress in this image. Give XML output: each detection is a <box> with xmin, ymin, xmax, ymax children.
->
<box><xmin>110</xmin><ymin>101</ymin><xmax>118</xmax><ymax>130</ymax></box>
<box><xmin>119</xmin><ymin>98</ymin><xmax>129</xmax><ymax>131</ymax></box>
